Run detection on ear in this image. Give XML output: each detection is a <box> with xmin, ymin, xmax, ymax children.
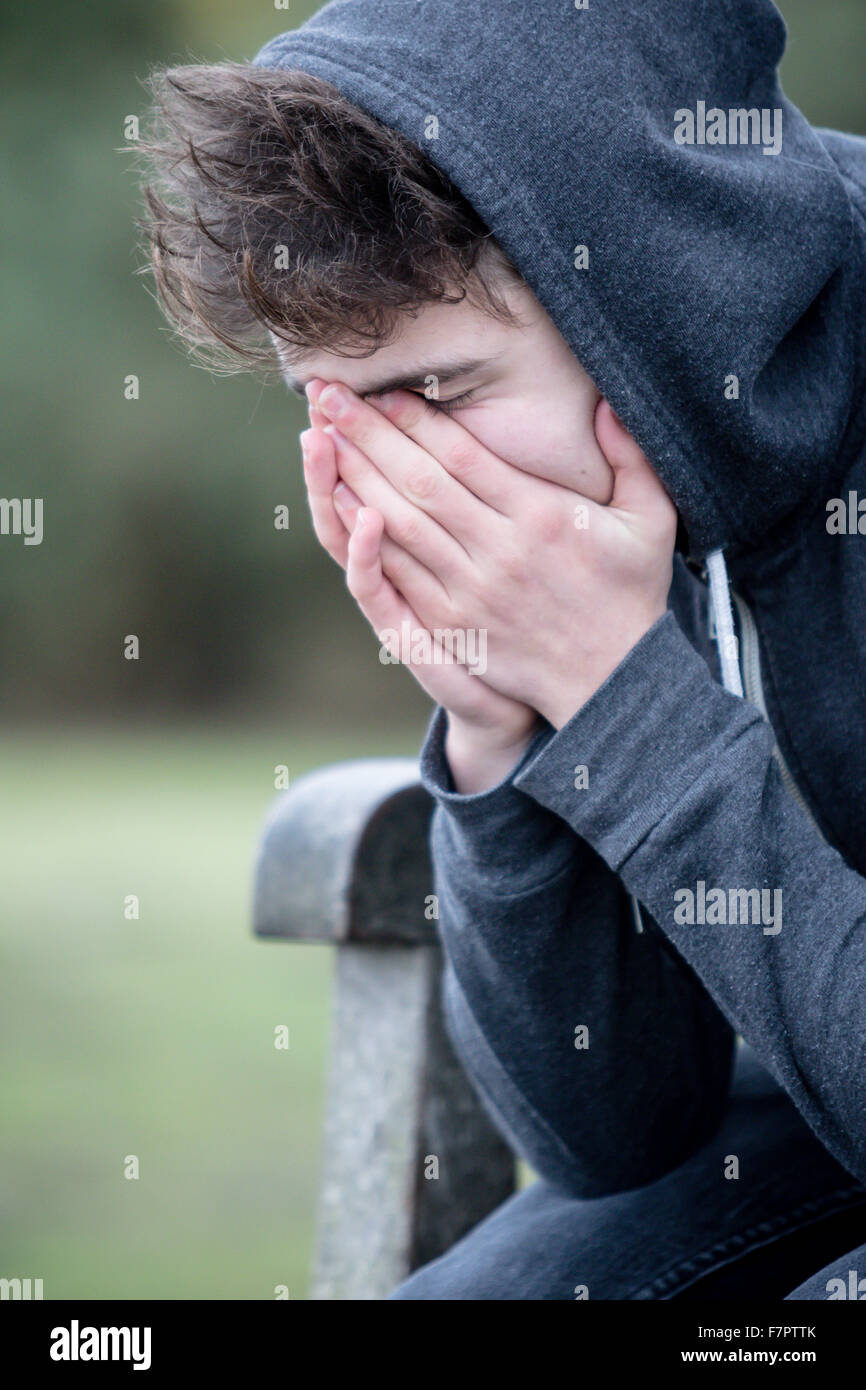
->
<box><xmin>594</xmin><ymin>398</ymin><xmax>672</xmax><ymax>518</ymax></box>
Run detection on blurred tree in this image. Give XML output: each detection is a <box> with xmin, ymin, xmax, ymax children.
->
<box><xmin>1</xmin><ymin>0</ymin><xmax>863</xmax><ymax>721</ymax></box>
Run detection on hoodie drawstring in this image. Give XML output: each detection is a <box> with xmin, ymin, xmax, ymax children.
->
<box><xmin>706</xmin><ymin>548</ymin><xmax>744</xmax><ymax>697</ymax></box>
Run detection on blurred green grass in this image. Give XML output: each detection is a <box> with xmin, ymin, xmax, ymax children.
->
<box><xmin>0</xmin><ymin>721</ymin><xmax>422</xmax><ymax>1299</ymax></box>
<box><xmin>2</xmin><ymin>0</ymin><xmax>862</xmax><ymax>1303</ymax></box>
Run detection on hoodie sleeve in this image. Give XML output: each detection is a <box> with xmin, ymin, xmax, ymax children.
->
<box><xmin>419</xmin><ymin>703</ymin><xmax>736</xmax><ymax>1198</ymax></box>
<box><xmin>513</xmin><ymin>610</ymin><xmax>866</xmax><ymax>1185</ymax></box>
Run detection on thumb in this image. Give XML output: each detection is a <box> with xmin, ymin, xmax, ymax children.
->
<box><xmin>594</xmin><ymin>398</ymin><xmax>671</xmax><ymax>518</ymax></box>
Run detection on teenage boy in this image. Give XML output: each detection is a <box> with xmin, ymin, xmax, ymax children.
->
<box><xmin>140</xmin><ymin>0</ymin><xmax>866</xmax><ymax>1298</ymax></box>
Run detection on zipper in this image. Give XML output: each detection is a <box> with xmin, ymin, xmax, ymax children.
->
<box><xmin>730</xmin><ymin>589</ymin><xmax>825</xmax><ymax>839</ymax></box>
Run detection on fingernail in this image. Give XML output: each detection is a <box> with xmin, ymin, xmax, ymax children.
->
<box><xmin>319</xmin><ymin>384</ymin><xmax>347</xmax><ymax>416</ymax></box>
<box><xmin>324</xmin><ymin>423</ymin><xmax>348</xmax><ymax>447</ymax></box>
<box><xmin>333</xmin><ymin>481</ymin><xmax>361</xmax><ymax>510</ymax></box>
<box><xmin>299</xmin><ymin>429</ymin><xmax>313</xmax><ymax>457</ymax></box>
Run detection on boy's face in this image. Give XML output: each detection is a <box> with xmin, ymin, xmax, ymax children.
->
<box><xmin>280</xmin><ymin>278</ymin><xmax>616</xmax><ymax>504</ymax></box>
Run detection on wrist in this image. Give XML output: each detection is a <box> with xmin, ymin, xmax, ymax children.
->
<box><xmin>540</xmin><ymin>609</ymin><xmax>668</xmax><ymax>729</ymax></box>
<box><xmin>444</xmin><ymin>712</ymin><xmax>540</xmax><ymax>794</ymax></box>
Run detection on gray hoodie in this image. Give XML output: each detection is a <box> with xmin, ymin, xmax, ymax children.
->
<box><xmin>254</xmin><ymin>0</ymin><xmax>866</xmax><ymax>1192</ymax></box>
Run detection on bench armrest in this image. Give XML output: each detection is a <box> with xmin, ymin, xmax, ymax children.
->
<box><xmin>253</xmin><ymin>758</ymin><xmax>516</xmax><ymax>1299</ymax></box>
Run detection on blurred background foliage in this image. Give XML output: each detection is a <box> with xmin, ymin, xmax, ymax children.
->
<box><xmin>1</xmin><ymin>0</ymin><xmax>431</xmax><ymax>727</ymax></box>
<box><xmin>1</xmin><ymin>0</ymin><xmax>864</xmax><ymax>722</ymax></box>
<box><xmin>1</xmin><ymin>0</ymin><xmax>864</xmax><ymax>1301</ymax></box>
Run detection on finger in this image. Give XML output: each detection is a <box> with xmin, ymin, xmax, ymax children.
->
<box><xmin>316</xmin><ymin>382</ymin><xmax>500</xmax><ymax>544</ymax></box>
<box><xmin>300</xmin><ymin>380</ymin><xmax>329</xmax><ymax>433</ymax></box>
<box><xmin>301</xmin><ymin>428</ymin><xmax>350</xmax><ymax>566</ymax></box>
<box><xmin>334</xmin><ymin>483</ymin><xmax>453</xmax><ymax>614</ymax></box>
<box><xmin>594</xmin><ymin>399</ymin><xmax>674</xmax><ymax>519</ymax></box>
<box><xmin>378</xmin><ymin>533</ymin><xmax>453</xmax><ymax>618</ymax></box>
<box><xmin>345</xmin><ymin>511</ymin><xmax>493</xmax><ymax>710</ymax></box>
<box><xmin>326</xmin><ymin>423</ymin><xmax>470</xmax><ymax>582</ymax></box>
<box><xmin>345</xmin><ymin>507</ymin><xmax>389</xmax><ymax>609</ymax></box>
<box><xmin>366</xmin><ymin>387</ymin><xmax>524</xmax><ymax>515</ymax></box>
<box><xmin>344</xmin><ymin>511</ymin><xmax>448</xmax><ymax>666</ymax></box>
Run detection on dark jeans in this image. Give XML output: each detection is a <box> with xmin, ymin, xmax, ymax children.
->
<box><xmin>390</xmin><ymin>1044</ymin><xmax>866</xmax><ymax>1300</ymax></box>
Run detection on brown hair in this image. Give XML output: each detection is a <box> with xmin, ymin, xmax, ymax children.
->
<box><xmin>136</xmin><ymin>62</ymin><xmax>523</xmax><ymax>375</ymax></box>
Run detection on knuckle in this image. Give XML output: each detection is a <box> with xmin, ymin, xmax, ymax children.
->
<box><xmin>444</xmin><ymin>441</ymin><xmax>478</xmax><ymax>479</ymax></box>
<box><xmin>529</xmin><ymin>504</ymin><xmax>567</xmax><ymax>546</ymax></box>
<box><xmin>347</xmin><ymin>417</ymin><xmax>371</xmax><ymax>449</ymax></box>
<box><xmin>345</xmin><ymin>567</ymin><xmax>364</xmax><ymax>600</ymax></box>
<box><xmin>404</xmin><ymin>467</ymin><xmax>439</xmax><ymax>503</ymax></box>
<box><xmin>315</xmin><ymin>526</ymin><xmax>344</xmax><ymax>563</ymax></box>
<box><xmin>473</xmin><ymin>570</ymin><xmax>500</xmax><ymax>607</ymax></box>
<box><xmin>442</xmin><ymin>602</ymin><xmax>467</xmax><ymax>632</ymax></box>
<box><xmin>500</xmin><ymin>549</ymin><xmax>527</xmax><ymax>583</ymax></box>
<box><xmin>309</xmin><ymin>515</ymin><xmax>329</xmax><ymax>548</ymax></box>
<box><xmin>393</xmin><ymin>510</ymin><xmax>423</xmax><ymax>549</ymax></box>
<box><xmin>429</xmin><ymin>591</ymin><xmax>460</xmax><ymax>628</ymax></box>
<box><xmin>381</xmin><ymin>545</ymin><xmax>409</xmax><ymax>585</ymax></box>
<box><xmin>490</xmin><ymin>531</ymin><xmax>528</xmax><ymax>582</ymax></box>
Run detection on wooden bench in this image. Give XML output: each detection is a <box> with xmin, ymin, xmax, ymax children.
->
<box><xmin>252</xmin><ymin>757</ymin><xmax>515</xmax><ymax>1300</ymax></box>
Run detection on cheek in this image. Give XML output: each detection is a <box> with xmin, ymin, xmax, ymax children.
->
<box><xmin>463</xmin><ymin>408</ymin><xmax>544</xmax><ymax>474</ymax></box>
<box><xmin>463</xmin><ymin>406</ymin><xmax>613</xmax><ymax>500</ymax></box>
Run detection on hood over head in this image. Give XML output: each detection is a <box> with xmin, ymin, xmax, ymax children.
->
<box><xmin>253</xmin><ymin>0</ymin><xmax>866</xmax><ymax>558</ymax></box>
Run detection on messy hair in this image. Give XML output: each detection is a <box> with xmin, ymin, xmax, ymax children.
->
<box><xmin>136</xmin><ymin>62</ymin><xmax>524</xmax><ymax>375</ymax></box>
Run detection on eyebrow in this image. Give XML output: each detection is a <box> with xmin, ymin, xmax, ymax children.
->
<box><xmin>286</xmin><ymin>353</ymin><xmax>499</xmax><ymax>399</ymax></box>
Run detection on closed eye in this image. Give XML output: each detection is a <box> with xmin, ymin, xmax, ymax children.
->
<box><xmin>413</xmin><ymin>388</ymin><xmax>477</xmax><ymax>414</ymax></box>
